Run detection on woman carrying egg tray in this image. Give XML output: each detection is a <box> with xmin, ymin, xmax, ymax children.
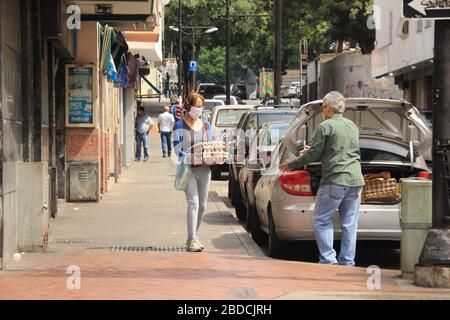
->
<box><xmin>173</xmin><ymin>93</ymin><xmax>214</xmax><ymax>252</ymax></box>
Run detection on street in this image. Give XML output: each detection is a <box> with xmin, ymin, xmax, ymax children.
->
<box><xmin>0</xmin><ymin>101</ymin><xmax>448</xmax><ymax>300</ymax></box>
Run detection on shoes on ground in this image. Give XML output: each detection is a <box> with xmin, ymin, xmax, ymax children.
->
<box><xmin>144</xmin><ymin>157</ymin><xmax>149</xmax><ymax>161</ymax></box>
<box><xmin>163</xmin><ymin>154</ymin><xmax>167</xmax><ymax>158</ymax></box>
<box><xmin>186</xmin><ymin>238</ymin><xmax>204</xmax><ymax>252</ymax></box>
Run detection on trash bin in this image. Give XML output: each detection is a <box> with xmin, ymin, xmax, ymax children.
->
<box><xmin>400</xmin><ymin>178</ymin><xmax>432</xmax><ymax>280</ymax></box>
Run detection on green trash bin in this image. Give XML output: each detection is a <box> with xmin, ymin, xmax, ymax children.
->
<box><xmin>400</xmin><ymin>178</ymin><xmax>432</xmax><ymax>280</ymax></box>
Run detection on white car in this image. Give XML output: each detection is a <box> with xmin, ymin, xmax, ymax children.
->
<box><xmin>209</xmin><ymin>105</ymin><xmax>255</xmax><ymax>180</ymax></box>
<box><xmin>204</xmin><ymin>99</ymin><xmax>225</xmax><ymax>111</ymax></box>
<box><xmin>288</xmin><ymin>82</ymin><xmax>301</xmax><ymax>97</ymax></box>
<box><xmin>213</xmin><ymin>95</ymin><xmax>239</xmax><ymax>105</ymax></box>
<box><xmin>252</xmin><ymin>98</ymin><xmax>432</xmax><ymax>258</ymax></box>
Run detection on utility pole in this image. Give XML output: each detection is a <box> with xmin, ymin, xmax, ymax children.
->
<box><xmin>226</xmin><ymin>0</ymin><xmax>231</xmax><ymax>105</ymax></box>
<box><xmin>178</xmin><ymin>0</ymin><xmax>182</xmax><ymax>100</ymax></box>
<box><xmin>192</xmin><ymin>29</ymin><xmax>196</xmax><ymax>91</ymax></box>
<box><xmin>416</xmin><ymin>19</ymin><xmax>450</xmax><ymax>285</ymax></box>
<box><xmin>274</xmin><ymin>0</ymin><xmax>282</xmax><ymax>105</ymax></box>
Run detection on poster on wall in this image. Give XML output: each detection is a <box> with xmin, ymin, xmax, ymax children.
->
<box><xmin>66</xmin><ymin>64</ymin><xmax>96</xmax><ymax>127</ymax></box>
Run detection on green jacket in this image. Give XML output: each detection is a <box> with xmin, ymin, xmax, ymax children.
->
<box><xmin>288</xmin><ymin>114</ymin><xmax>365</xmax><ymax>187</ymax></box>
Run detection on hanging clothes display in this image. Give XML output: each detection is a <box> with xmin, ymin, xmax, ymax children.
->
<box><xmin>125</xmin><ymin>52</ymin><xmax>139</xmax><ymax>88</ymax></box>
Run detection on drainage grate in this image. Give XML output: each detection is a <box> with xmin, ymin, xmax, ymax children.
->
<box><xmin>110</xmin><ymin>246</ymin><xmax>187</xmax><ymax>252</ymax></box>
<box><xmin>150</xmin><ymin>188</ymin><xmax>177</xmax><ymax>193</ymax></box>
<box><xmin>51</xmin><ymin>239</ymin><xmax>94</xmax><ymax>244</ymax></box>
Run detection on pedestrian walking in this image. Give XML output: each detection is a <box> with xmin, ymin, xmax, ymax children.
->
<box><xmin>170</xmin><ymin>95</ymin><xmax>183</xmax><ymax>122</ymax></box>
<box><xmin>173</xmin><ymin>92</ymin><xmax>212</xmax><ymax>252</ymax></box>
<box><xmin>158</xmin><ymin>106</ymin><xmax>175</xmax><ymax>158</ymax></box>
<box><xmin>279</xmin><ymin>91</ymin><xmax>365</xmax><ymax>266</ymax></box>
<box><xmin>135</xmin><ymin>103</ymin><xmax>154</xmax><ymax>161</ymax></box>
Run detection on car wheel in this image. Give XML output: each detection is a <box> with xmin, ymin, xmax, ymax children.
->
<box><xmin>211</xmin><ymin>167</ymin><xmax>221</xmax><ymax>181</ymax></box>
<box><xmin>268</xmin><ymin>208</ymin><xmax>285</xmax><ymax>258</ymax></box>
<box><xmin>234</xmin><ymin>187</ymin><xmax>246</xmax><ymax>221</ymax></box>
<box><xmin>250</xmin><ymin>202</ymin><xmax>268</xmax><ymax>246</ymax></box>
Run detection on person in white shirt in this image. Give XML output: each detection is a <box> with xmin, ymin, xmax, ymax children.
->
<box><xmin>135</xmin><ymin>105</ymin><xmax>155</xmax><ymax>161</ymax></box>
<box><xmin>158</xmin><ymin>106</ymin><xmax>176</xmax><ymax>158</ymax></box>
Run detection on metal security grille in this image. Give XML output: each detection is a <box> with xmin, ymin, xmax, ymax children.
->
<box><xmin>110</xmin><ymin>246</ymin><xmax>187</xmax><ymax>252</ymax></box>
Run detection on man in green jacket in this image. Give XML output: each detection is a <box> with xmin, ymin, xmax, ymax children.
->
<box><xmin>280</xmin><ymin>91</ymin><xmax>364</xmax><ymax>266</ymax></box>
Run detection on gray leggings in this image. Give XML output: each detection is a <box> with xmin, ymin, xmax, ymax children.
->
<box><xmin>185</xmin><ymin>166</ymin><xmax>211</xmax><ymax>240</ymax></box>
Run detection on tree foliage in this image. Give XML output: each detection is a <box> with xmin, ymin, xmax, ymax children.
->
<box><xmin>163</xmin><ymin>0</ymin><xmax>375</xmax><ymax>94</ymax></box>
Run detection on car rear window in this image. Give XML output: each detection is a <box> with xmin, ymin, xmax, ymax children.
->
<box><xmin>216</xmin><ymin>109</ymin><xmax>249</xmax><ymax>127</ymax></box>
<box><xmin>258</xmin><ymin>113</ymin><xmax>296</xmax><ymax>127</ymax></box>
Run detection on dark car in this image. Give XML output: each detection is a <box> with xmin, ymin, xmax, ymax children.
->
<box><xmin>199</xmin><ymin>85</ymin><xmax>226</xmax><ymax>99</ymax></box>
<box><xmin>228</xmin><ymin>109</ymin><xmax>298</xmax><ymax>220</ymax></box>
<box><xmin>231</xmin><ymin>84</ymin><xmax>248</xmax><ymax>100</ymax></box>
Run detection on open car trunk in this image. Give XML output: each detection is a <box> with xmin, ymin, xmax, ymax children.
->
<box><xmin>306</xmin><ymin>163</ymin><xmax>426</xmax><ymax>204</ymax></box>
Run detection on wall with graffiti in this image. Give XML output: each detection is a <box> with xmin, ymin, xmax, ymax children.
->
<box><xmin>319</xmin><ymin>53</ymin><xmax>403</xmax><ymax>100</ymax></box>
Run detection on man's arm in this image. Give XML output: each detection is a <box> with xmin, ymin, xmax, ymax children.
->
<box><xmin>281</xmin><ymin>125</ymin><xmax>327</xmax><ymax>171</ymax></box>
<box><xmin>148</xmin><ymin>116</ymin><xmax>155</xmax><ymax>133</ymax></box>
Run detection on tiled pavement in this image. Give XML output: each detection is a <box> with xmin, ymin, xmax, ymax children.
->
<box><xmin>1</xmin><ymin>101</ymin><xmax>450</xmax><ymax>300</ymax></box>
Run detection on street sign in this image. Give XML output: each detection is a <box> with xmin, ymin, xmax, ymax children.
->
<box><xmin>189</xmin><ymin>60</ymin><xmax>198</xmax><ymax>72</ymax></box>
<box><xmin>403</xmin><ymin>0</ymin><xmax>450</xmax><ymax>19</ymax></box>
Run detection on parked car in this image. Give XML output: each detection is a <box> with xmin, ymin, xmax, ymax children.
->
<box><xmin>238</xmin><ymin>121</ymin><xmax>292</xmax><ymax>230</ymax></box>
<box><xmin>229</xmin><ymin>109</ymin><xmax>298</xmax><ymax>220</ymax></box>
<box><xmin>288</xmin><ymin>82</ymin><xmax>301</xmax><ymax>97</ymax></box>
<box><xmin>197</xmin><ymin>83</ymin><xmax>215</xmax><ymax>93</ymax></box>
<box><xmin>253</xmin><ymin>98</ymin><xmax>432</xmax><ymax>257</ymax></box>
<box><xmin>231</xmin><ymin>84</ymin><xmax>248</xmax><ymax>100</ymax></box>
<box><xmin>213</xmin><ymin>95</ymin><xmax>239</xmax><ymax>105</ymax></box>
<box><xmin>209</xmin><ymin>105</ymin><xmax>255</xmax><ymax>180</ymax></box>
<box><xmin>199</xmin><ymin>85</ymin><xmax>226</xmax><ymax>99</ymax></box>
<box><xmin>204</xmin><ymin>99</ymin><xmax>225</xmax><ymax>111</ymax></box>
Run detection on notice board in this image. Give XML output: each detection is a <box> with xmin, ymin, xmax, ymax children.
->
<box><xmin>66</xmin><ymin>64</ymin><xmax>96</xmax><ymax>127</ymax></box>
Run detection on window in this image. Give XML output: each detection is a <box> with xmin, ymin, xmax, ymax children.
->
<box><xmin>215</xmin><ymin>109</ymin><xmax>248</xmax><ymax>127</ymax></box>
<box><xmin>360</xmin><ymin>149</ymin><xmax>406</xmax><ymax>162</ymax></box>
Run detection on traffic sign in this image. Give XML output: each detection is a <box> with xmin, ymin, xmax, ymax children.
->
<box><xmin>189</xmin><ymin>60</ymin><xmax>198</xmax><ymax>72</ymax></box>
<box><xmin>404</xmin><ymin>0</ymin><xmax>450</xmax><ymax>19</ymax></box>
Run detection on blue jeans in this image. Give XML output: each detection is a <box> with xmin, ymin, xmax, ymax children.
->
<box><xmin>136</xmin><ymin>132</ymin><xmax>149</xmax><ymax>159</ymax></box>
<box><xmin>160</xmin><ymin>131</ymin><xmax>172</xmax><ymax>155</ymax></box>
<box><xmin>313</xmin><ymin>184</ymin><xmax>363</xmax><ymax>266</ymax></box>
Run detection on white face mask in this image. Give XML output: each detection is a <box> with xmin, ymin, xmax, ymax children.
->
<box><xmin>189</xmin><ymin>106</ymin><xmax>203</xmax><ymax>119</ymax></box>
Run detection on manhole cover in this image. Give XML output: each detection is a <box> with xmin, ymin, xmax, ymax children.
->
<box><xmin>110</xmin><ymin>246</ymin><xmax>186</xmax><ymax>252</ymax></box>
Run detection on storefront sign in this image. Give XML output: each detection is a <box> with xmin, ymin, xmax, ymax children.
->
<box><xmin>404</xmin><ymin>0</ymin><xmax>450</xmax><ymax>19</ymax></box>
<box><xmin>66</xmin><ymin>65</ymin><xmax>96</xmax><ymax>127</ymax></box>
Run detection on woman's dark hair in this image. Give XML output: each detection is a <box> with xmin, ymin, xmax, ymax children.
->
<box><xmin>184</xmin><ymin>92</ymin><xmax>205</xmax><ymax>112</ymax></box>
<box><xmin>137</xmin><ymin>106</ymin><xmax>145</xmax><ymax>113</ymax></box>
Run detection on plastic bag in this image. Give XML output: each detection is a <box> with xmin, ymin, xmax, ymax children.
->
<box><xmin>174</xmin><ymin>155</ymin><xmax>192</xmax><ymax>191</ymax></box>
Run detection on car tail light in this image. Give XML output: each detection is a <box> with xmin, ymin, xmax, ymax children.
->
<box><xmin>280</xmin><ymin>170</ymin><xmax>313</xmax><ymax>196</ymax></box>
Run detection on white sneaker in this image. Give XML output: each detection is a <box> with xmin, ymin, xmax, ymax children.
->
<box><xmin>187</xmin><ymin>239</ymin><xmax>203</xmax><ymax>252</ymax></box>
<box><xmin>186</xmin><ymin>238</ymin><xmax>205</xmax><ymax>250</ymax></box>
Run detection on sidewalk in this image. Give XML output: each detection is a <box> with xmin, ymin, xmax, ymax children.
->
<box><xmin>1</xmin><ymin>129</ymin><xmax>450</xmax><ymax>299</ymax></box>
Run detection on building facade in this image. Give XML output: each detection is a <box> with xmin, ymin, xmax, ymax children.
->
<box><xmin>372</xmin><ymin>0</ymin><xmax>435</xmax><ymax>110</ymax></box>
<box><xmin>0</xmin><ymin>0</ymin><xmax>169</xmax><ymax>268</ymax></box>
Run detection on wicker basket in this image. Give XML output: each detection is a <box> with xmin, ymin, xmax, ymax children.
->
<box><xmin>362</xmin><ymin>178</ymin><xmax>399</xmax><ymax>202</ymax></box>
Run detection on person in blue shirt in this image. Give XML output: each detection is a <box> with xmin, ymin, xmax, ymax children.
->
<box><xmin>173</xmin><ymin>93</ymin><xmax>212</xmax><ymax>252</ymax></box>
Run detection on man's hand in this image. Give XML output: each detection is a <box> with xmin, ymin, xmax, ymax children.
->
<box><xmin>279</xmin><ymin>162</ymin><xmax>292</xmax><ymax>173</ymax></box>
<box><xmin>300</xmin><ymin>145</ymin><xmax>311</xmax><ymax>156</ymax></box>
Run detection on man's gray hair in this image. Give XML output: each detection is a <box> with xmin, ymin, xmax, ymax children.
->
<box><xmin>323</xmin><ymin>91</ymin><xmax>346</xmax><ymax>114</ymax></box>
